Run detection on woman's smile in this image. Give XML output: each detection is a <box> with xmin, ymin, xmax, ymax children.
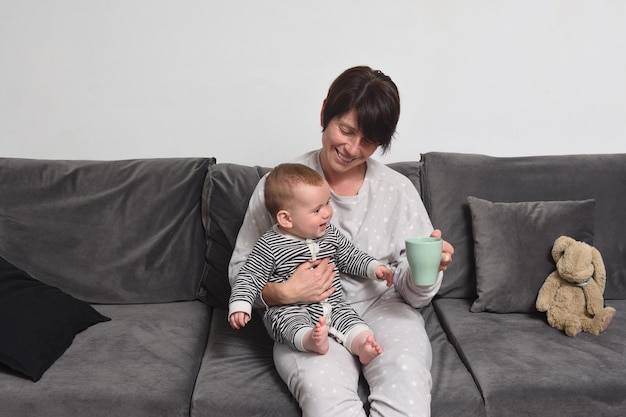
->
<box><xmin>335</xmin><ymin>147</ymin><xmax>358</xmax><ymax>164</ymax></box>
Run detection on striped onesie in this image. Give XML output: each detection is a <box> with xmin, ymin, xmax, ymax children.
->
<box><xmin>229</xmin><ymin>223</ymin><xmax>383</xmax><ymax>353</ymax></box>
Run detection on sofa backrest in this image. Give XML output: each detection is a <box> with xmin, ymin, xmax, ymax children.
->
<box><xmin>200</xmin><ymin>163</ymin><xmax>271</xmax><ymax>308</ymax></box>
<box><xmin>420</xmin><ymin>152</ymin><xmax>626</xmax><ymax>300</ymax></box>
<box><xmin>0</xmin><ymin>157</ymin><xmax>213</xmax><ymax>304</ymax></box>
<box><xmin>199</xmin><ymin>161</ymin><xmax>423</xmax><ymax>309</ymax></box>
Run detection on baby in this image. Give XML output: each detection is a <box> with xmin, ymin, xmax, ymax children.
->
<box><xmin>228</xmin><ymin>163</ymin><xmax>393</xmax><ymax>365</ymax></box>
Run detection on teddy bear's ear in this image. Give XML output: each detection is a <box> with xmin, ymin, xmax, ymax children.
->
<box><xmin>551</xmin><ymin>235</ymin><xmax>575</xmax><ymax>262</ymax></box>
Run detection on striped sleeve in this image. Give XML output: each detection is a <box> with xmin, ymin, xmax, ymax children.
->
<box><xmin>228</xmin><ymin>233</ymin><xmax>277</xmax><ymax>315</ymax></box>
<box><xmin>328</xmin><ymin>224</ymin><xmax>380</xmax><ymax>280</ymax></box>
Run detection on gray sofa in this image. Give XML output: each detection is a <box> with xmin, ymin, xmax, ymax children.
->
<box><xmin>0</xmin><ymin>152</ymin><xmax>624</xmax><ymax>417</ymax></box>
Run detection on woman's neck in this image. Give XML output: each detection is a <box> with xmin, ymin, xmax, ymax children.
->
<box><xmin>320</xmin><ymin>156</ymin><xmax>367</xmax><ymax>197</ymax></box>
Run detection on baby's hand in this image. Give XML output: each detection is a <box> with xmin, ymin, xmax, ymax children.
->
<box><xmin>229</xmin><ymin>311</ymin><xmax>251</xmax><ymax>329</ymax></box>
<box><xmin>376</xmin><ymin>265</ymin><xmax>394</xmax><ymax>287</ymax></box>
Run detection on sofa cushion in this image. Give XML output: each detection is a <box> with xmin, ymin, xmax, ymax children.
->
<box><xmin>467</xmin><ymin>197</ymin><xmax>595</xmax><ymax>313</ymax></box>
<box><xmin>0</xmin><ymin>256</ymin><xmax>110</xmax><ymax>381</ymax></box>
<box><xmin>421</xmin><ymin>304</ymin><xmax>486</xmax><ymax>417</ymax></box>
<box><xmin>433</xmin><ymin>298</ymin><xmax>626</xmax><ymax>417</ymax></box>
<box><xmin>200</xmin><ymin>163</ymin><xmax>271</xmax><ymax>308</ymax></box>
<box><xmin>0</xmin><ymin>157</ymin><xmax>213</xmax><ymax>304</ymax></box>
<box><xmin>191</xmin><ymin>305</ymin><xmax>486</xmax><ymax>417</ymax></box>
<box><xmin>387</xmin><ymin>161</ymin><xmax>422</xmax><ymax>195</ymax></box>
<box><xmin>0</xmin><ymin>301</ymin><xmax>211</xmax><ymax>417</ymax></box>
<box><xmin>191</xmin><ymin>308</ymin><xmax>301</xmax><ymax>417</ymax></box>
<box><xmin>199</xmin><ymin>161</ymin><xmax>422</xmax><ymax>309</ymax></box>
<box><xmin>420</xmin><ymin>152</ymin><xmax>626</xmax><ymax>300</ymax></box>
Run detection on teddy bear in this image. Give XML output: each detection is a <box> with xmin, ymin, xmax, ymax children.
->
<box><xmin>536</xmin><ymin>235</ymin><xmax>616</xmax><ymax>337</ymax></box>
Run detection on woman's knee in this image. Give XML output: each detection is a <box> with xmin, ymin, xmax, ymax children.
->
<box><xmin>274</xmin><ymin>340</ymin><xmax>366</xmax><ymax>417</ymax></box>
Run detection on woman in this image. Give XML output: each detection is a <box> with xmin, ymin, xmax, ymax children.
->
<box><xmin>229</xmin><ymin>66</ymin><xmax>454</xmax><ymax>417</ymax></box>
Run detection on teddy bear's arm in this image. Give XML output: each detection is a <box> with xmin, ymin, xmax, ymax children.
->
<box><xmin>536</xmin><ymin>272</ymin><xmax>561</xmax><ymax>312</ymax></box>
<box><xmin>583</xmin><ymin>281</ymin><xmax>604</xmax><ymax>316</ymax></box>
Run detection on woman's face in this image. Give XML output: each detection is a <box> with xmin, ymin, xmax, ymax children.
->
<box><xmin>320</xmin><ymin>109</ymin><xmax>378</xmax><ymax>176</ymax></box>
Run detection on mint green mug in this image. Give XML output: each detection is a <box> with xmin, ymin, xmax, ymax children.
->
<box><xmin>405</xmin><ymin>237</ymin><xmax>443</xmax><ymax>286</ymax></box>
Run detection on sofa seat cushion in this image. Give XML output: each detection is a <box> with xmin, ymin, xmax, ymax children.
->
<box><xmin>433</xmin><ymin>298</ymin><xmax>626</xmax><ymax>417</ymax></box>
<box><xmin>191</xmin><ymin>307</ymin><xmax>301</xmax><ymax>417</ymax></box>
<box><xmin>191</xmin><ymin>306</ymin><xmax>485</xmax><ymax>417</ymax></box>
<box><xmin>421</xmin><ymin>304</ymin><xmax>486</xmax><ymax>417</ymax></box>
<box><xmin>0</xmin><ymin>301</ymin><xmax>211</xmax><ymax>417</ymax></box>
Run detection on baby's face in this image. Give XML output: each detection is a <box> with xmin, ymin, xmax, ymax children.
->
<box><xmin>286</xmin><ymin>182</ymin><xmax>333</xmax><ymax>240</ymax></box>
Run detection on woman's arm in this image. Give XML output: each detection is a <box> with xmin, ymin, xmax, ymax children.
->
<box><xmin>262</xmin><ymin>258</ymin><xmax>337</xmax><ymax>306</ymax></box>
<box><xmin>383</xmin><ymin>175</ymin><xmax>451</xmax><ymax>308</ymax></box>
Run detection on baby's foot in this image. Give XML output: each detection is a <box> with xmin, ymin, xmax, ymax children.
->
<box><xmin>304</xmin><ymin>317</ymin><xmax>329</xmax><ymax>355</ymax></box>
<box><xmin>355</xmin><ymin>334</ymin><xmax>383</xmax><ymax>365</ymax></box>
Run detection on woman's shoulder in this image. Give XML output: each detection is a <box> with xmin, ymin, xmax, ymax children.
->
<box><xmin>292</xmin><ymin>150</ymin><xmax>320</xmax><ymax>168</ymax></box>
<box><xmin>367</xmin><ymin>158</ymin><xmax>416</xmax><ymax>190</ymax></box>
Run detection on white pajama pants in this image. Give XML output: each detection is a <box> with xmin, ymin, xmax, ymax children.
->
<box><xmin>273</xmin><ymin>289</ymin><xmax>433</xmax><ymax>417</ymax></box>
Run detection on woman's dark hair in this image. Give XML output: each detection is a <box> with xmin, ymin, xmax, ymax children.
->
<box><xmin>322</xmin><ymin>66</ymin><xmax>400</xmax><ymax>153</ymax></box>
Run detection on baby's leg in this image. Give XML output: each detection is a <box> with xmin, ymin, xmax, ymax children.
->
<box><xmin>302</xmin><ymin>316</ymin><xmax>330</xmax><ymax>355</ymax></box>
<box><xmin>350</xmin><ymin>330</ymin><xmax>383</xmax><ymax>365</ymax></box>
<box><xmin>326</xmin><ymin>302</ymin><xmax>381</xmax><ymax>364</ymax></box>
<box><xmin>266</xmin><ymin>305</ymin><xmax>320</xmax><ymax>352</ymax></box>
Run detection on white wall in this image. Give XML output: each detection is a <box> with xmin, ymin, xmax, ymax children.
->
<box><xmin>1</xmin><ymin>0</ymin><xmax>624</xmax><ymax>166</ymax></box>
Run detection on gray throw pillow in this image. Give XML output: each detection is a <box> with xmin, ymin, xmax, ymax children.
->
<box><xmin>467</xmin><ymin>197</ymin><xmax>595</xmax><ymax>313</ymax></box>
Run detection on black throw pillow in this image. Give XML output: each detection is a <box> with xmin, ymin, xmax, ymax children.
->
<box><xmin>0</xmin><ymin>256</ymin><xmax>110</xmax><ymax>381</ymax></box>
